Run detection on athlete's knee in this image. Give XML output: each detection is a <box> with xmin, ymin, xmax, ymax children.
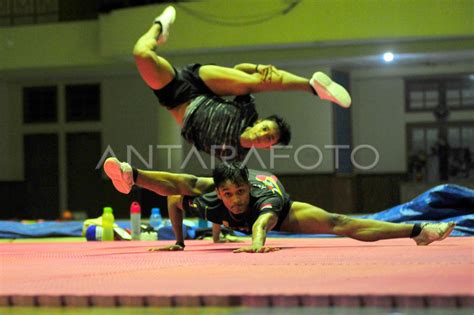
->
<box><xmin>330</xmin><ymin>214</ymin><xmax>354</xmax><ymax>234</ymax></box>
<box><xmin>133</xmin><ymin>46</ymin><xmax>154</xmax><ymax>59</ymax></box>
<box><xmin>330</xmin><ymin>214</ymin><xmax>352</xmax><ymax>226</ymax></box>
<box><xmin>133</xmin><ymin>38</ymin><xmax>155</xmax><ymax>59</ymax></box>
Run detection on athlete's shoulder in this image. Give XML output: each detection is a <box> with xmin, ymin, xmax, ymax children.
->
<box><xmin>248</xmin><ymin>169</ymin><xmax>277</xmax><ymax>180</ymax></box>
<box><xmin>186</xmin><ymin>191</ymin><xmax>221</xmax><ymax>209</ymax></box>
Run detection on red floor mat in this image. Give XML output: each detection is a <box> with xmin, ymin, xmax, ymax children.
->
<box><xmin>0</xmin><ymin>237</ymin><xmax>472</xmax><ymax>307</ymax></box>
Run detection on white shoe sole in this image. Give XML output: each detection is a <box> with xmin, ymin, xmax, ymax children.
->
<box><xmin>156</xmin><ymin>5</ymin><xmax>176</xmax><ymax>44</ymax></box>
<box><xmin>311</xmin><ymin>72</ymin><xmax>352</xmax><ymax>108</ymax></box>
<box><xmin>439</xmin><ymin>222</ymin><xmax>456</xmax><ymax>241</ymax></box>
<box><xmin>415</xmin><ymin>222</ymin><xmax>456</xmax><ymax>246</ymax></box>
<box><xmin>103</xmin><ymin>157</ymin><xmax>133</xmax><ymax>194</ymax></box>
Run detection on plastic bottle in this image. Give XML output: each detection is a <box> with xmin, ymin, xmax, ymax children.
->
<box><xmin>102</xmin><ymin>207</ymin><xmax>115</xmax><ymax>241</ymax></box>
<box><xmin>149</xmin><ymin>207</ymin><xmax>162</xmax><ymax>231</ymax></box>
<box><xmin>130</xmin><ymin>201</ymin><xmax>141</xmax><ymax>241</ymax></box>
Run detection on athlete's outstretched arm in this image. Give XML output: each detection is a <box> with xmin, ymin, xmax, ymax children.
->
<box><xmin>233</xmin><ymin>212</ymin><xmax>281</xmax><ymax>253</ymax></box>
<box><xmin>149</xmin><ymin>195</ymin><xmax>186</xmax><ymax>251</ymax></box>
<box><xmin>212</xmin><ymin>223</ymin><xmax>222</xmax><ymax>243</ymax></box>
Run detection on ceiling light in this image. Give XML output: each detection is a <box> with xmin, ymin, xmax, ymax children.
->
<box><xmin>383</xmin><ymin>52</ymin><xmax>394</xmax><ymax>62</ymax></box>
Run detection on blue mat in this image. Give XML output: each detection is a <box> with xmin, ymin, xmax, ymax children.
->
<box><xmin>355</xmin><ymin>184</ymin><xmax>473</xmax><ymax>237</ymax></box>
<box><xmin>0</xmin><ymin>221</ymin><xmax>84</xmax><ymax>239</ymax></box>
<box><xmin>1</xmin><ymin>184</ymin><xmax>472</xmax><ymax>239</ymax></box>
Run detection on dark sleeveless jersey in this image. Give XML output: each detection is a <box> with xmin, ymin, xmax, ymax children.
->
<box><xmin>181</xmin><ymin>94</ymin><xmax>258</xmax><ymax>161</ymax></box>
<box><xmin>182</xmin><ymin>169</ymin><xmax>292</xmax><ymax>234</ymax></box>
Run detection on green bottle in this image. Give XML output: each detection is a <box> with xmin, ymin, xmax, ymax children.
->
<box><xmin>102</xmin><ymin>207</ymin><xmax>115</xmax><ymax>241</ymax></box>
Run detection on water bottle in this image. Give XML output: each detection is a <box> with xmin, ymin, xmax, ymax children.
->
<box><xmin>102</xmin><ymin>207</ymin><xmax>115</xmax><ymax>241</ymax></box>
<box><xmin>149</xmin><ymin>207</ymin><xmax>162</xmax><ymax>231</ymax></box>
<box><xmin>130</xmin><ymin>201</ymin><xmax>141</xmax><ymax>241</ymax></box>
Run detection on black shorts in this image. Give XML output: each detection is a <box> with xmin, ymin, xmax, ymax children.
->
<box><xmin>152</xmin><ymin>63</ymin><xmax>214</xmax><ymax>109</ymax></box>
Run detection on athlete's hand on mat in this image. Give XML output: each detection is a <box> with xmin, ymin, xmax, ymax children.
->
<box><xmin>233</xmin><ymin>245</ymin><xmax>280</xmax><ymax>253</ymax></box>
<box><xmin>148</xmin><ymin>244</ymin><xmax>184</xmax><ymax>251</ymax></box>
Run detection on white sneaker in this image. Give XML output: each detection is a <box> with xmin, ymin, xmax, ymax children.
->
<box><xmin>413</xmin><ymin>222</ymin><xmax>456</xmax><ymax>246</ymax></box>
<box><xmin>310</xmin><ymin>72</ymin><xmax>352</xmax><ymax>108</ymax></box>
<box><xmin>103</xmin><ymin>157</ymin><xmax>134</xmax><ymax>194</ymax></box>
<box><xmin>154</xmin><ymin>5</ymin><xmax>176</xmax><ymax>45</ymax></box>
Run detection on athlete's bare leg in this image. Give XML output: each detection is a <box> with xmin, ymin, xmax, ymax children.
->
<box><xmin>103</xmin><ymin>157</ymin><xmax>214</xmax><ymax>196</ymax></box>
<box><xmin>199</xmin><ymin>64</ymin><xmax>312</xmax><ymax>96</ymax></box>
<box><xmin>133</xmin><ymin>23</ymin><xmax>176</xmax><ymax>90</ymax></box>
<box><xmin>281</xmin><ymin>202</ymin><xmax>415</xmax><ymax>241</ymax></box>
<box><xmin>133</xmin><ymin>7</ymin><xmax>189</xmax><ymax>124</ymax></box>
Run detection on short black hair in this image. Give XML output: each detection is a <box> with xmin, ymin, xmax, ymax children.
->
<box><xmin>264</xmin><ymin>115</ymin><xmax>291</xmax><ymax>145</ymax></box>
<box><xmin>212</xmin><ymin>162</ymin><xmax>249</xmax><ymax>188</ymax></box>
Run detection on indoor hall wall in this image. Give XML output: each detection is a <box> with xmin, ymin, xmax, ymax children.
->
<box><xmin>0</xmin><ymin>73</ymin><xmax>181</xmax><ymax>217</ymax></box>
<box><xmin>101</xmin><ymin>76</ymin><xmax>182</xmax><ymax>173</ymax></box>
<box><xmin>0</xmin><ymin>81</ymin><xmax>22</xmax><ymax>181</ymax></box>
<box><xmin>351</xmin><ymin>62</ymin><xmax>474</xmax><ymax>174</ymax></box>
<box><xmin>0</xmin><ymin>81</ymin><xmax>10</xmax><ymax>176</ymax></box>
<box><xmin>99</xmin><ymin>0</ymin><xmax>474</xmax><ymax>60</ymax></box>
<box><xmin>0</xmin><ymin>74</ymin><xmax>183</xmax><ymax>181</ymax></box>
<box><xmin>1</xmin><ymin>81</ymin><xmax>22</xmax><ymax>181</ymax></box>
<box><xmin>0</xmin><ymin>21</ymin><xmax>105</xmax><ymax>71</ymax></box>
<box><xmin>0</xmin><ymin>80</ymin><xmax>25</xmax><ymax>217</ymax></box>
<box><xmin>2</xmin><ymin>1</ymin><xmax>472</xmax><ymax>72</ymax></box>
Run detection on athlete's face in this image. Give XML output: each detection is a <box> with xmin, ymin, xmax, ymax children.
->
<box><xmin>216</xmin><ymin>180</ymin><xmax>251</xmax><ymax>215</ymax></box>
<box><xmin>246</xmin><ymin>120</ymin><xmax>280</xmax><ymax>149</ymax></box>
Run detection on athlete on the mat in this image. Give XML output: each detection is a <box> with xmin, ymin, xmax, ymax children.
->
<box><xmin>134</xmin><ymin>6</ymin><xmax>352</xmax><ymax>160</ymax></box>
<box><xmin>103</xmin><ymin>158</ymin><xmax>456</xmax><ymax>253</ymax></box>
